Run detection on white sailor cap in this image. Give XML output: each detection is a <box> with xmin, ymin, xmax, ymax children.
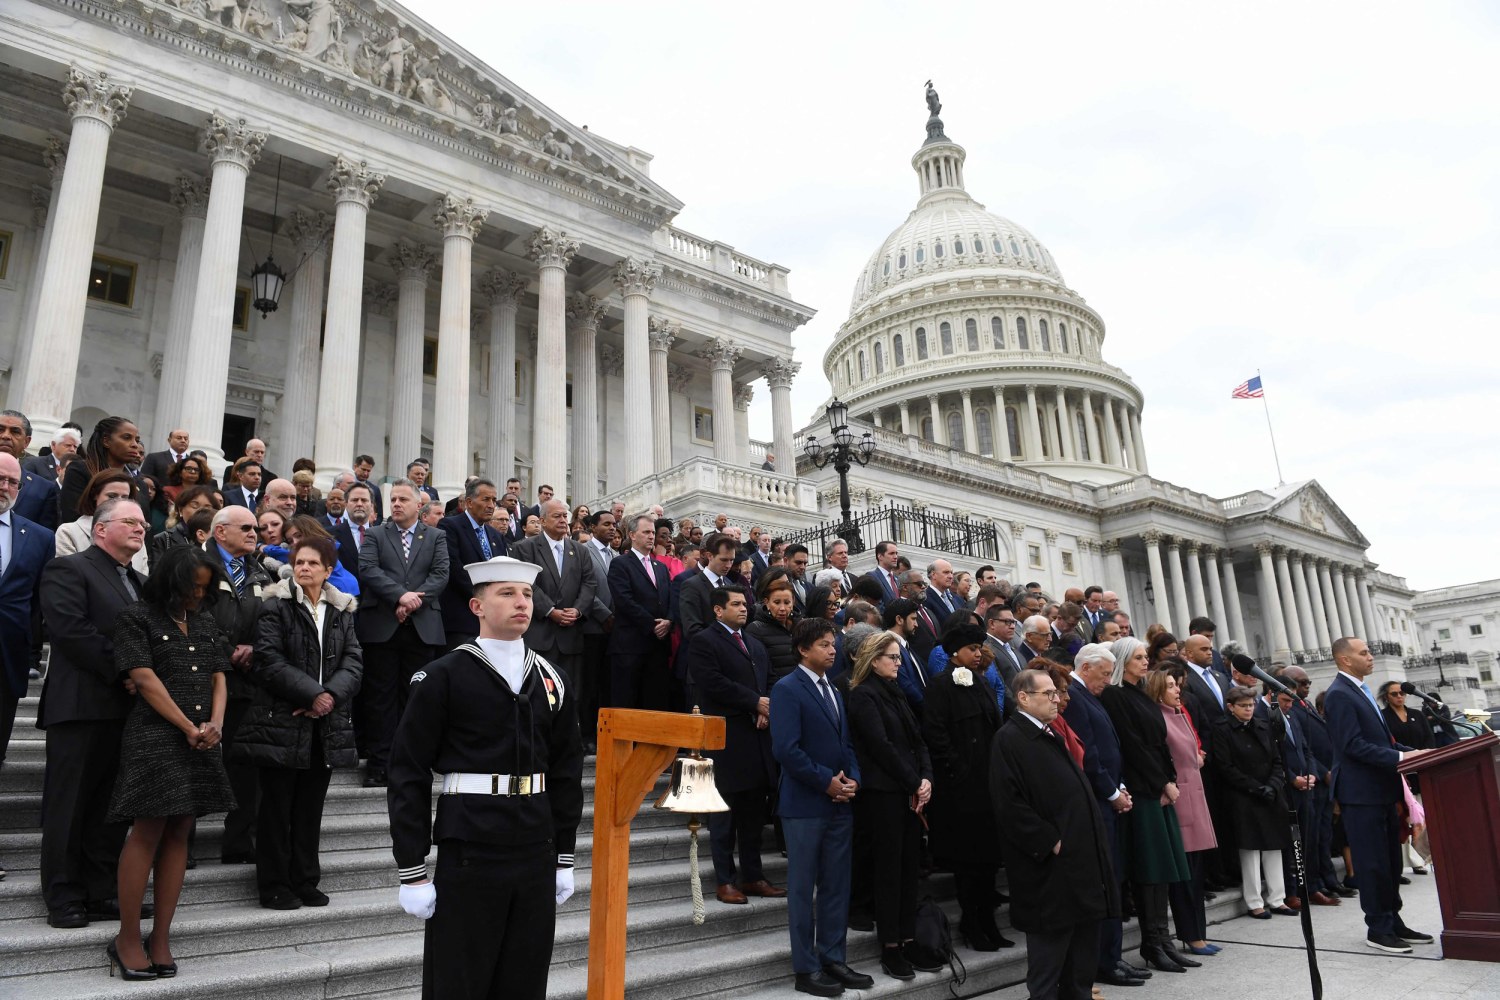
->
<box><xmin>464</xmin><ymin>556</ymin><xmax>543</xmax><ymax>586</ymax></box>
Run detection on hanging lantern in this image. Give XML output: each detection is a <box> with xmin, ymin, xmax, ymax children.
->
<box><xmin>250</xmin><ymin>254</ymin><xmax>286</xmax><ymax>317</ymax></box>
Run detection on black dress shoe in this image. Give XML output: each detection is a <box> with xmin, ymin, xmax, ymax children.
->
<box><xmin>794</xmin><ymin>971</ymin><xmax>845</xmax><ymax>996</ymax></box>
<box><xmin>1118</xmin><ymin>961</ymin><xmax>1152</xmax><ymax>980</ymax></box>
<box><xmin>822</xmin><ymin>962</ymin><xmax>875</xmax><ymax>989</ymax></box>
<box><xmin>363</xmin><ymin>768</ymin><xmax>387</xmax><ymax>787</ymax></box>
<box><xmin>48</xmin><ymin>904</ymin><xmax>89</xmax><ymax>929</ymax></box>
<box><xmin>298</xmin><ymin>888</ymin><xmax>330</xmax><ymax>907</ymax></box>
<box><xmin>1141</xmin><ymin>945</ymin><xmax>1187</xmax><ymax>973</ymax></box>
<box><xmin>880</xmin><ymin>949</ymin><xmax>915</xmax><ymax>981</ymax></box>
<box><xmin>1095</xmin><ymin>968</ymin><xmax>1145</xmax><ymax>987</ymax></box>
<box><xmin>1331</xmin><ymin>885</ymin><xmax>1358</xmax><ymax>898</ymax></box>
<box><xmin>1160</xmin><ymin>944</ymin><xmax>1201</xmax><ymax>968</ymax></box>
<box><xmin>1398</xmin><ymin>875</ymin><xmax>1411</xmax><ymax>885</ymax></box>
<box><xmin>261</xmin><ymin>892</ymin><xmax>302</xmax><ymax>910</ymax></box>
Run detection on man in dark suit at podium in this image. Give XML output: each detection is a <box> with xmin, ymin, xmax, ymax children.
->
<box><xmin>1324</xmin><ymin>636</ymin><xmax>1433</xmax><ymax>954</ymax></box>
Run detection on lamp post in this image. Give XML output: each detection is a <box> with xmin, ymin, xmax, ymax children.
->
<box><xmin>1431</xmin><ymin>640</ymin><xmax>1450</xmax><ymax>689</ymax></box>
<box><xmin>803</xmin><ymin>398</ymin><xmax>874</xmax><ymax>555</ymax></box>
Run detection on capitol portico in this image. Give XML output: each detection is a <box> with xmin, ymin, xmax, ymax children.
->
<box><xmin>0</xmin><ymin>0</ymin><xmax>813</xmax><ymax>504</ymax></box>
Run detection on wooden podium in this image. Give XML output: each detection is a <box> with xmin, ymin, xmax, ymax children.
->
<box><xmin>586</xmin><ymin>708</ymin><xmax>725</xmax><ymax>1000</ymax></box>
<box><xmin>1399</xmin><ymin>731</ymin><xmax>1500</xmax><ymax>962</ymax></box>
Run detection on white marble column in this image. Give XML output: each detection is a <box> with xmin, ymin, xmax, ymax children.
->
<box><xmin>928</xmin><ymin>394</ymin><xmax>948</xmax><ymax>446</ymax></box>
<box><xmin>1184</xmin><ymin>541</ymin><xmax>1207</xmax><ymax>619</ymax></box>
<box><xmin>1331</xmin><ymin>564</ymin><xmax>1356</xmax><ymax>640</ymax></box>
<box><xmin>898</xmin><ymin>400</ymin><xmax>911</xmax><ymax>436</ymax></box>
<box><xmin>1081</xmin><ymin>390</ymin><xmax>1102</xmax><ymax>466</ymax></box>
<box><xmin>1129</xmin><ymin>407</ymin><xmax>1149</xmax><ymax>473</ymax></box>
<box><xmin>1220</xmin><ymin>553</ymin><xmax>1248</xmax><ymax>645</ymax></box>
<box><xmin>1023</xmin><ymin>384</ymin><xmax>1043</xmax><ymax>458</ymax></box>
<box><xmin>1117</xmin><ymin>403</ymin><xmax>1137</xmax><ymax>471</ymax></box>
<box><xmin>1342</xmin><ymin>569</ymin><xmax>1368</xmax><ymax>639</ymax></box>
<box><xmin>177</xmin><ymin>115</ymin><xmax>266</xmax><ymax>468</ymax></box>
<box><xmin>568</xmin><ymin>294</ymin><xmax>604</xmax><ymax>500</ymax></box>
<box><xmin>1053</xmin><ymin>388</ymin><xmax>1075</xmax><ymax>461</ymax></box>
<box><xmin>312</xmin><ymin>156</ymin><xmax>384</xmax><ymax>487</ymax></box>
<box><xmin>276</xmin><ymin>209</ymin><xmax>330</xmax><ymax>463</ymax></box>
<box><xmin>615</xmin><ymin>257</ymin><xmax>659</xmax><ymax>485</ymax></box>
<box><xmin>1357</xmin><ymin>575</ymin><xmax>1379</xmax><ymax>645</ymax></box>
<box><xmin>1200</xmin><ymin>546</ymin><xmax>1224</xmax><ymax>624</ymax></box>
<box><xmin>431</xmin><ymin>196</ymin><xmax>485</xmax><ymax>499</ymax></box>
<box><xmin>994</xmin><ymin>390</ymin><xmax>1014</xmax><ymax>462</ymax></box>
<box><xmin>1301</xmin><ymin>556</ymin><xmax>1332</xmax><ymax>651</ymax></box>
<box><xmin>387</xmin><ymin>238</ymin><xmax>435</xmax><ymax>476</ymax></box>
<box><xmin>1257</xmin><ymin>542</ymin><xmax>1291</xmax><ymax>658</ymax></box>
<box><xmin>151</xmin><ymin>175</ymin><xmax>211</xmax><ymax>442</ymax></box>
<box><xmin>702</xmin><ymin>338</ymin><xmax>743</xmax><ymax>463</ymax></box>
<box><xmin>1326</xmin><ymin>560</ymin><xmax>1350</xmax><ymax>638</ymax></box>
<box><xmin>1273</xmin><ymin>547</ymin><xmax>1306</xmax><ymax>652</ymax></box>
<box><xmin>480</xmin><ymin>269</ymin><xmax>526</xmax><ymax>482</ymax></box>
<box><xmin>764</xmin><ymin>356</ymin><xmax>800</xmax><ymax>476</ymax></box>
<box><xmin>1165</xmin><ymin>537</ymin><xmax>1191</xmax><ymax>632</ymax></box>
<box><xmin>734</xmin><ymin>384</ymin><xmax>754</xmax><ymax>467</ymax></box>
<box><xmin>598</xmin><ymin>345</ymin><xmax>624</xmax><ymax>489</ymax></box>
<box><xmin>15</xmin><ymin>69</ymin><xmax>132</xmax><ymax>444</ymax></box>
<box><xmin>1142</xmin><ymin>531</ymin><xmax>1172</xmax><ymax>633</ymax></box>
<box><xmin>871</xmin><ymin>410</ymin><xmax>883</xmax><ymax>429</ymax></box>
<box><xmin>648</xmin><ymin>316</ymin><xmax>676</xmax><ymax>472</ymax></box>
<box><xmin>528</xmin><ymin>227</ymin><xmax>579</xmax><ymax>498</ymax></box>
<box><xmin>1102</xmin><ymin>397</ymin><xmax>1124</xmax><ymax>466</ymax></box>
<box><xmin>1103</xmin><ymin>539</ymin><xmax>1126</xmax><ymax>588</ymax></box>
<box><xmin>1289</xmin><ymin>553</ymin><xmax>1319</xmax><ymax>653</ymax></box>
<box><xmin>9</xmin><ymin>142</ymin><xmax>66</xmax><ymax>412</ymax></box>
<box><xmin>961</xmin><ymin>389</ymin><xmax>978</xmax><ymax>455</ymax></box>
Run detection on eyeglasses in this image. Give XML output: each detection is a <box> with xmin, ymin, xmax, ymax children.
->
<box><xmin>0</xmin><ymin>475</ymin><xmax>21</xmax><ymax>489</ymax></box>
<box><xmin>877</xmin><ymin>653</ymin><xmax>902</xmax><ymax>662</ymax></box>
<box><xmin>232</xmin><ymin>524</ymin><xmax>257</xmax><ymax>532</ymax></box>
<box><xmin>1023</xmin><ymin>688</ymin><xmax>1061</xmax><ymax>700</ymax></box>
<box><xmin>100</xmin><ymin>517</ymin><xmax>148</xmax><ymax>530</ymax></box>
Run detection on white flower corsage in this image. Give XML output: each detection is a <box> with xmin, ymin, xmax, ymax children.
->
<box><xmin>952</xmin><ymin>667</ymin><xmax>974</xmax><ymax>687</ymax></box>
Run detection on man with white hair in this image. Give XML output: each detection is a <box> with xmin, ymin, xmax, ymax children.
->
<box><xmin>1018</xmin><ymin>614</ymin><xmax>1052</xmax><ymax>664</ymax></box>
<box><xmin>1061</xmin><ymin>643</ymin><xmax>1143</xmax><ymax>989</ymax></box>
<box><xmin>24</xmin><ymin>426</ymin><xmax>81</xmax><ymax>482</ymax></box>
<box><xmin>824</xmin><ymin>540</ymin><xmax>854</xmax><ymax>596</ymax></box>
<box><xmin>224</xmin><ymin>437</ymin><xmax>275</xmax><ymax>484</ymax></box>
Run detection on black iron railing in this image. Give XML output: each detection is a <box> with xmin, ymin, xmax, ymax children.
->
<box><xmin>1369</xmin><ymin>640</ymin><xmax>1405</xmax><ymax>657</ymax></box>
<box><xmin>780</xmin><ymin>504</ymin><xmax>1001</xmax><ymax>565</ymax></box>
<box><xmin>1403</xmin><ymin>651</ymin><xmax>1469</xmax><ymax>669</ymax></box>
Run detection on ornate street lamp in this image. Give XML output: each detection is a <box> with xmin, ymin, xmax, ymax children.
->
<box><xmin>249</xmin><ymin>155</ymin><xmax>287</xmax><ymax>317</ymax></box>
<box><xmin>1431</xmin><ymin>640</ymin><xmax>1450</xmax><ymax>688</ymax></box>
<box><xmin>803</xmin><ymin>398</ymin><xmax>875</xmax><ymax>555</ymax></box>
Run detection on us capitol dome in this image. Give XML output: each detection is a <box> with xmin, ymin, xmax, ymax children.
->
<box><xmin>823</xmin><ymin>90</ymin><xmax>1147</xmax><ymax>484</ymax></box>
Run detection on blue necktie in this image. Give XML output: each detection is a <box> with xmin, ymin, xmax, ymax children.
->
<box><xmin>477</xmin><ymin>527</ymin><xmax>492</xmax><ymax>559</ymax></box>
<box><xmin>818</xmin><ymin>676</ymin><xmax>839</xmax><ymax>721</ymax></box>
<box><xmin>229</xmin><ymin>556</ymin><xmax>246</xmax><ymax>597</ymax></box>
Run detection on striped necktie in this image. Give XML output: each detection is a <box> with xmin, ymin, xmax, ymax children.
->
<box><xmin>229</xmin><ymin>557</ymin><xmax>245</xmax><ymax>597</ymax></box>
<box><xmin>401</xmin><ymin>528</ymin><xmax>413</xmax><ymax>562</ymax></box>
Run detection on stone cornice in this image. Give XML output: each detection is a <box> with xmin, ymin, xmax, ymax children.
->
<box><xmin>655</xmin><ymin>272</ymin><xmax>811</xmax><ymax>332</ymax></box>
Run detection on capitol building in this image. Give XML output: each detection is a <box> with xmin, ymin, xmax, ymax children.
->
<box><xmin>0</xmin><ymin>0</ymin><xmax>1488</xmax><ymax>706</ymax></box>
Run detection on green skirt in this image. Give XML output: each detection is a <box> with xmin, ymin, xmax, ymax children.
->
<box><xmin>1121</xmin><ymin>797</ymin><xmax>1191</xmax><ymax>885</ymax></box>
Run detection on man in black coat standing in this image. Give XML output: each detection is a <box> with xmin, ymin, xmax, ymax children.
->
<box><xmin>991</xmin><ymin>668</ymin><xmax>1119</xmax><ymax>1000</ymax></box>
<box><xmin>682</xmin><ymin>586</ymin><xmax>784</xmax><ymax>905</ymax></box>
<box><xmin>605</xmin><ymin>512</ymin><xmax>672</xmax><ymax>710</ymax></box>
<box><xmin>436</xmin><ymin>478</ymin><xmax>505</xmax><ymax>651</ymax></box>
<box><xmin>36</xmin><ymin>498</ymin><xmax>149</xmax><ymax>928</ymax></box>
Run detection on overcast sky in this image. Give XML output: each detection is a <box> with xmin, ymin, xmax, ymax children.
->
<box><xmin>420</xmin><ymin>1</ymin><xmax>1499</xmax><ymax>592</ymax></box>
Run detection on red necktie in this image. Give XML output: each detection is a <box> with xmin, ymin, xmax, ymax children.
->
<box><xmin>889</xmin><ymin>571</ymin><xmax>899</xmax><ymax>592</ymax></box>
<box><xmin>733</xmin><ymin>631</ymin><xmax>749</xmax><ymax>655</ymax></box>
<box><xmin>357</xmin><ymin>525</ymin><xmax>365</xmax><ymax>546</ymax></box>
<box><xmin>920</xmin><ymin>609</ymin><xmax>935</xmax><ymax>634</ymax></box>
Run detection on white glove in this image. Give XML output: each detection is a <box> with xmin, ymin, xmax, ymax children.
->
<box><xmin>555</xmin><ymin>868</ymin><xmax>575</xmax><ymax>906</ymax></box>
<box><xmin>399</xmin><ymin>881</ymin><xmax>437</xmax><ymax>920</ymax></box>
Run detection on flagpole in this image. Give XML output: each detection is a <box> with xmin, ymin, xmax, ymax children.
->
<box><xmin>1258</xmin><ymin>368</ymin><xmax>1285</xmax><ymax>486</ymax></box>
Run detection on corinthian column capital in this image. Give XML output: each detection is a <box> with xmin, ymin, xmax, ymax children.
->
<box><xmin>327</xmin><ymin>155</ymin><xmax>385</xmax><ymax>208</ymax></box>
<box><xmin>762</xmin><ymin>356</ymin><xmax>801</xmax><ymax>390</ymax></box>
<box><xmin>169</xmin><ymin>175</ymin><xmax>212</xmax><ymax>219</ymax></box>
<box><xmin>201</xmin><ymin>113</ymin><xmax>266</xmax><ymax>170</ymax></box>
<box><xmin>613</xmin><ymin>256</ymin><xmax>660</xmax><ymax>297</ymax></box>
<box><xmin>529</xmin><ymin>226</ymin><xmax>578</xmax><ymax>269</ymax></box>
<box><xmin>479</xmin><ymin>268</ymin><xmax>528</xmax><ymax>305</ymax></box>
<box><xmin>567</xmin><ymin>293</ymin><xmax>605</xmax><ymax>329</ymax></box>
<box><xmin>434</xmin><ymin>194</ymin><xmax>487</xmax><ymax>240</ymax></box>
<box><xmin>389</xmin><ymin>238</ymin><xmax>436</xmax><ymax>282</ymax></box>
<box><xmin>63</xmin><ymin>67</ymin><xmax>132</xmax><ymax>128</ymax></box>
<box><xmin>699</xmin><ymin>337</ymin><xmax>743</xmax><ymax>372</ymax></box>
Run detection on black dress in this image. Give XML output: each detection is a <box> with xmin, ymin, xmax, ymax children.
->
<box><xmin>108</xmin><ymin>605</ymin><xmax>236</xmax><ymax>820</ymax></box>
<box><xmin>1382</xmin><ymin>707</ymin><xmax>1435</xmax><ymax>793</ymax></box>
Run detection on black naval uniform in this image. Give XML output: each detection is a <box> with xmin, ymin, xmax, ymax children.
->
<box><xmin>388</xmin><ymin>642</ymin><xmax>584</xmax><ymax>1000</ymax></box>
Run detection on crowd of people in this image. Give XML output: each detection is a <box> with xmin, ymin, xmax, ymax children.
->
<box><xmin>0</xmin><ymin>407</ymin><xmax>1451</xmax><ymax>998</ymax></box>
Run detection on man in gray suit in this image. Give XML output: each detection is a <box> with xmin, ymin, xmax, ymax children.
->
<box><xmin>985</xmin><ymin>604</ymin><xmax>1025</xmax><ymax>690</ymax></box>
<box><xmin>579</xmin><ymin>510</ymin><xmax>618</xmax><ymax>752</ymax></box>
<box><xmin>511</xmin><ymin>498</ymin><xmax>598</xmax><ymax>690</ymax></box>
<box><xmin>355</xmin><ymin>478</ymin><xmax>449</xmax><ymax>786</ymax></box>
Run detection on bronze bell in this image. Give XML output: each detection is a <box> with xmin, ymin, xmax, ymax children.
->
<box><xmin>655</xmin><ymin>750</ymin><xmax>731</xmax><ymax>814</ymax></box>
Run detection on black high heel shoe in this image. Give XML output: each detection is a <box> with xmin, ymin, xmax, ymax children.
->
<box><xmin>105</xmin><ymin>940</ymin><xmax>158</xmax><ymax>981</ymax></box>
<box><xmin>145</xmin><ymin>933</ymin><xmax>178</xmax><ymax>978</ymax></box>
<box><xmin>1140</xmin><ymin>944</ymin><xmax>1187</xmax><ymax>973</ymax></box>
<box><xmin>1160</xmin><ymin>943</ymin><xmax>1201</xmax><ymax>968</ymax></box>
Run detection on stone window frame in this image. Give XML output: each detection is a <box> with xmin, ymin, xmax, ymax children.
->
<box><xmin>1028</xmin><ymin>543</ymin><xmax>1043</xmax><ymax>569</ymax></box>
<box><xmin>86</xmin><ymin>252</ymin><xmax>137</xmax><ymax>309</ymax></box>
<box><xmin>1061</xmin><ymin>550</ymin><xmax>1076</xmax><ymax>574</ymax></box>
<box><xmin>0</xmin><ymin>228</ymin><xmax>11</xmax><ymax>281</ymax></box>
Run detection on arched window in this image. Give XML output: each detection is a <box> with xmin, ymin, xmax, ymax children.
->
<box><xmin>920</xmin><ymin>417</ymin><xmax>933</xmax><ymax>442</ymax></box>
<box><xmin>1006</xmin><ymin>407</ymin><xmax>1023</xmax><ymax>458</ymax></box>
<box><xmin>1074</xmin><ymin>411</ymin><xmax>1091</xmax><ymax>460</ymax></box>
<box><xmin>1016</xmin><ymin>316</ymin><xmax>1030</xmax><ymax>350</ymax></box>
<box><xmin>915</xmin><ymin>245</ymin><xmax>926</xmax><ymax>264</ymax></box>
<box><xmin>953</xmin><ymin>238</ymin><xmax>964</xmax><ymax>255</ymax></box>
<box><xmin>991</xmin><ymin>316</ymin><xmax>1005</xmax><ymax>348</ymax></box>
<box><xmin>883</xmin><ymin>258</ymin><xmax>891</xmax><ymax>276</ymax></box>
<box><xmin>992</xmin><ymin>236</ymin><xmax>1004</xmax><ymax>254</ymax></box>
<box><xmin>1009</xmin><ymin>238</ymin><xmax>1021</xmax><ymax>256</ymax></box>
<box><xmin>915</xmin><ymin>327</ymin><xmax>929</xmax><ymax>360</ymax></box>
<box><xmin>893</xmin><ymin>333</ymin><xmax>905</xmax><ymax>366</ymax></box>
<box><xmin>1039</xmin><ymin>318</ymin><xmax>1051</xmax><ymax>352</ymax></box>
<box><xmin>965</xmin><ymin>318</ymin><xmax>979</xmax><ymax>352</ymax></box>
<box><xmin>1025</xmin><ymin>242</ymin><xmax>1037</xmax><ymax>260</ymax></box>
<box><xmin>898</xmin><ymin>251</ymin><xmax>908</xmax><ymax>269</ymax></box>
<box><xmin>1059</xmin><ymin>322</ymin><xmax>1069</xmax><ymax>353</ymax></box>
<box><xmin>940</xmin><ymin>321</ymin><xmax>954</xmax><ymax>355</ymax></box>
<box><xmin>977</xmin><ymin>409</ymin><xmax>995</xmax><ymax>457</ymax></box>
<box><xmin>844</xmin><ymin>359</ymin><xmax>851</xmax><ymax>386</ymax></box>
<box><xmin>857</xmin><ymin>350</ymin><xmax>868</xmax><ymax>380</ymax></box>
<box><xmin>947</xmin><ymin>411</ymin><xmax>964</xmax><ymax>449</ymax></box>
<box><xmin>934</xmin><ymin>241</ymin><xmax>945</xmax><ymax>258</ymax></box>
<box><xmin>873</xmin><ymin>341</ymin><xmax>885</xmax><ymax>374</ymax></box>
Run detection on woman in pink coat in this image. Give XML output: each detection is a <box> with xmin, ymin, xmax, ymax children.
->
<box><xmin>1151</xmin><ymin>664</ymin><xmax>1221</xmax><ymax>957</ymax></box>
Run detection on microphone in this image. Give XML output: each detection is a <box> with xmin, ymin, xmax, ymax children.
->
<box><xmin>1399</xmin><ymin>681</ymin><xmax>1445</xmax><ymax>710</ymax></box>
<box><xmin>1247</xmin><ymin>662</ymin><xmax>1296</xmax><ymax>699</ymax></box>
<box><xmin>1400</xmin><ymin>681</ymin><xmax>1460</xmax><ymax>737</ymax></box>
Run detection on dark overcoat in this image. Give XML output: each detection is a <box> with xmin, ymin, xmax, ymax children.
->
<box><xmin>682</xmin><ymin>623</ymin><xmax>777</xmax><ymax>794</ymax></box>
<box><xmin>923</xmin><ymin>668</ymin><xmax>1001</xmax><ymax>867</ymax></box>
<box><xmin>1208</xmin><ymin>715</ymin><xmax>1288</xmax><ymax>850</ymax></box>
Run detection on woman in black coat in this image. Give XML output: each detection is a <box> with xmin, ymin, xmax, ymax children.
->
<box><xmin>1378</xmin><ymin>681</ymin><xmax>1435</xmax><ymax>874</ymax></box>
<box><xmin>237</xmin><ymin>536</ymin><xmax>362</xmax><ymax>911</ymax></box>
<box><xmin>1209</xmin><ymin>686</ymin><xmax>1291</xmax><ymax>918</ymax></box>
<box><xmin>746</xmin><ymin>574</ymin><xmax>799</xmax><ymax>685</ymax></box>
<box><xmin>846</xmin><ymin>630</ymin><xmax>936</xmax><ymax>981</ymax></box>
<box><xmin>922</xmin><ymin>624</ymin><xmax>1010</xmax><ymax>952</ymax></box>
<box><xmin>1102</xmin><ymin>638</ymin><xmax>1193</xmax><ymax>973</ymax></box>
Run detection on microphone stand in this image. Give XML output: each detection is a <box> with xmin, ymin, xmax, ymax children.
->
<box><xmin>1286</xmin><ymin>800</ymin><xmax>1324</xmax><ymax>1000</ymax></box>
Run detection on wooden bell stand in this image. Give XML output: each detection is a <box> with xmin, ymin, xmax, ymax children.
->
<box><xmin>587</xmin><ymin>708</ymin><xmax>726</xmax><ymax>1000</ymax></box>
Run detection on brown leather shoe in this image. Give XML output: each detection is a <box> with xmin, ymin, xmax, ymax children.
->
<box><xmin>1310</xmin><ymin>891</ymin><xmax>1341</xmax><ymax>906</ymax></box>
<box><xmin>739</xmin><ymin>879</ymin><xmax>788</xmax><ymax>898</ymax></box>
<box><xmin>716</xmin><ymin>883</ymin><xmax>748</xmax><ymax>905</ymax></box>
<box><xmin>1284</xmin><ymin>896</ymin><xmax>1302</xmax><ymax>911</ymax></box>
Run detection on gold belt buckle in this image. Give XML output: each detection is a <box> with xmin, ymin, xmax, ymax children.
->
<box><xmin>515</xmin><ymin>775</ymin><xmax>532</xmax><ymax>795</ymax></box>
<box><xmin>491</xmin><ymin>774</ymin><xmax>501</xmax><ymax>795</ymax></box>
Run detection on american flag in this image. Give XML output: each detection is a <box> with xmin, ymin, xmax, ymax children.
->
<box><xmin>1231</xmin><ymin>375</ymin><xmax>1264</xmax><ymax>399</ymax></box>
